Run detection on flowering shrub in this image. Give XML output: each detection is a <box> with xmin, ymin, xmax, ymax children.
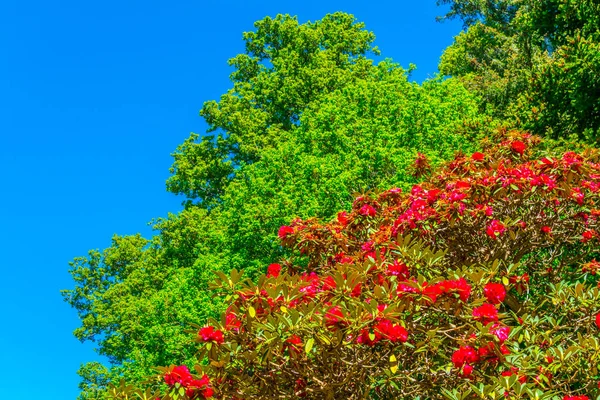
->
<box><xmin>111</xmin><ymin>131</ymin><xmax>600</xmax><ymax>399</ymax></box>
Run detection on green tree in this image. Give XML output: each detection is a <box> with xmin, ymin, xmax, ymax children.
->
<box><xmin>63</xmin><ymin>13</ymin><xmax>492</xmax><ymax>398</ymax></box>
<box><xmin>437</xmin><ymin>0</ymin><xmax>600</xmax><ymax>144</ymax></box>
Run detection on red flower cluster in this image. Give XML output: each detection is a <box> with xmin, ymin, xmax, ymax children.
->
<box><xmin>278</xmin><ymin>225</ymin><xmax>294</xmax><ymax>239</ymax></box>
<box><xmin>164</xmin><ymin>365</ymin><xmax>213</xmax><ymax>398</ymax></box>
<box><xmin>596</xmin><ymin>313</ymin><xmax>600</xmax><ymax>330</ymax></box>
<box><xmin>501</xmin><ymin>367</ymin><xmax>527</xmax><ymax>384</ymax></box>
<box><xmin>198</xmin><ymin>326</ymin><xmax>224</xmax><ymax>344</ymax></box>
<box><xmin>510</xmin><ymin>140</ymin><xmax>527</xmax><ymax>155</ymax></box>
<box><xmin>451</xmin><ymin>345</ymin><xmax>479</xmax><ymax>376</ymax></box>
<box><xmin>582</xmin><ymin>259</ymin><xmax>600</xmax><ymax>275</ymax></box>
<box><xmin>472</xmin><ymin>303</ymin><xmax>499</xmax><ymax>324</ymax></box>
<box><xmin>225</xmin><ymin>309</ymin><xmax>242</xmax><ymax>332</ymax></box>
<box><xmin>486</xmin><ymin>220</ymin><xmax>506</xmax><ymax>239</ymax></box>
<box><xmin>423</xmin><ymin>277</ymin><xmax>471</xmax><ymax>303</ymax></box>
<box><xmin>472</xmin><ymin>152</ymin><xmax>485</xmax><ymax>162</ymax></box>
<box><xmin>285</xmin><ymin>334</ymin><xmax>303</xmax><ymax>353</ymax></box>
<box><xmin>324</xmin><ymin>306</ymin><xmax>346</xmax><ymax>328</ymax></box>
<box><xmin>267</xmin><ymin>263</ymin><xmax>282</xmax><ymax>278</ymax></box>
<box><xmin>357</xmin><ymin>319</ymin><xmax>408</xmax><ymax>346</ymax></box>
<box><xmin>582</xmin><ymin>230</ymin><xmax>598</xmax><ymax>243</ymax></box>
<box><xmin>483</xmin><ymin>283</ymin><xmax>506</xmax><ymax>304</ymax></box>
<box><xmin>563</xmin><ymin>396</ymin><xmax>589</xmax><ymax>400</ymax></box>
<box><xmin>359</xmin><ymin>204</ymin><xmax>377</xmax><ymax>217</ymax></box>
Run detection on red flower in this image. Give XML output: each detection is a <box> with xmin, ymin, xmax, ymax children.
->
<box><xmin>484</xmin><ymin>283</ymin><xmax>506</xmax><ymax>304</ymax></box>
<box><xmin>337</xmin><ymin>211</ymin><xmax>349</xmax><ymax>226</ymax></box>
<box><xmin>472</xmin><ymin>152</ymin><xmax>485</xmax><ymax>162</ymax></box>
<box><xmin>286</xmin><ymin>334</ymin><xmax>303</xmax><ymax>353</ymax></box>
<box><xmin>278</xmin><ymin>225</ymin><xmax>294</xmax><ymax>239</ymax></box>
<box><xmin>486</xmin><ymin>220</ymin><xmax>506</xmax><ymax>239</ymax></box>
<box><xmin>582</xmin><ymin>230</ymin><xmax>597</xmax><ymax>243</ymax></box>
<box><xmin>164</xmin><ymin>365</ymin><xmax>193</xmax><ymax>386</ymax></box>
<box><xmin>225</xmin><ymin>309</ymin><xmax>241</xmax><ymax>332</ymax></box>
<box><xmin>374</xmin><ymin>319</ymin><xmax>409</xmax><ymax>343</ymax></box>
<box><xmin>386</xmin><ymin>260</ymin><xmax>409</xmax><ymax>279</ymax></box>
<box><xmin>359</xmin><ymin>204</ymin><xmax>377</xmax><ymax>217</ymax></box>
<box><xmin>425</xmin><ymin>277</ymin><xmax>471</xmax><ymax>302</ymax></box>
<box><xmin>511</xmin><ymin>140</ymin><xmax>526</xmax><ymax>155</ymax></box>
<box><xmin>541</xmin><ymin>225</ymin><xmax>552</xmax><ymax>234</ymax></box>
<box><xmin>472</xmin><ymin>303</ymin><xmax>499</xmax><ymax>324</ymax></box>
<box><xmin>324</xmin><ymin>306</ymin><xmax>346</xmax><ymax>328</ymax></box>
<box><xmin>509</xmin><ymin>273</ymin><xmax>530</xmax><ymax>295</ymax></box>
<box><xmin>461</xmin><ymin>363</ymin><xmax>474</xmax><ymax>376</ymax></box>
<box><xmin>198</xmin><ymin>326</ymin><xmax>224</xmax><ymax>344</ymax></box>
<box><xmin>582</xmin><ymin>260</ymin><xmax>600</xmax><ymax>275</ymax></box>
<box><xmin>322</xmin><ymin>275</ymin><xmax>337</xmax><ymax>290</ymax></box>
<box><xmin>267</xmin><ymin>263</ymin><xmax>281</xmax><ymax>278</ymax></box>
<box><xmin>595</xmin><ymin>313</ymin><xmax>600</xmax><ymax>329</ymax></box>
<box><xmin>490</xmin><ymin>323</ymin><xmax>510</xmax><ymax>343</ymax></box>
<box><xmin>563</xmin><ymin>396</ymin><xmax>589</xmax><ymax>400</ymax></box>
<box><xmin>451</xmin><ymin>345</ymin><xmax>479</xmax><ymax>368</ymax></box>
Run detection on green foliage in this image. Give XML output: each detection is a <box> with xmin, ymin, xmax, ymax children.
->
<box><xmin>63</xmin><ymin>12</ymin><xmax>493</xmax><ymax>398</ymax></box>
<box><xmin>166</xmin><ymin>13</ymin><xmax>379</xmax><ymax>208</ymax></box>
<box><xmin>438</xmin><ymin>0</ymin><xmax>600</xmax><ymax>145</ymax></box>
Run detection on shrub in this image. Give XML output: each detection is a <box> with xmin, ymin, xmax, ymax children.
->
<box><xmin>112</xmin><ymin>131</ymin><xmax>600</xmax><ymax>399</ymax></box>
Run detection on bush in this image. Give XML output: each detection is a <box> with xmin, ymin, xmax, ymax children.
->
<box><xmin>111</xmin><ymin>131</ymin><xmax>600</xmax><ymax>399</ymax></box>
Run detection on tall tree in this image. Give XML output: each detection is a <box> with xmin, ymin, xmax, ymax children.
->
<box><xmin>63</xmin><ymin>13</ymin><xmax>492</xmax><ymax>398</ymax></box>
<box><xmin>437</xmin><ymin>0</ymin><xmax>600</xmax><ymax>144</ymax></box>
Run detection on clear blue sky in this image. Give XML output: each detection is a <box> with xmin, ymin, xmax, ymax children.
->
<box><xmin>0</xmin><ymin>1</ymin><xmax>461</xmax><ymax>398</ymax></box>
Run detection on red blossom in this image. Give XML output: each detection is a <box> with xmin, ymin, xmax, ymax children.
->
<box><xmin>199</xmin><ymin>326</ymin><xmax>225</xmax><ymax>344</ymax></box>
<box><xmin>582</xmin><ymin>230</ymin><xmax>597</xmax><ymax>243</ymax></box>
<box><xmin>541</xmin><ymin>225</ymin><xmax>552</xmax><ymax>234</ymax></box>
<box><xmin>451</xmin><ymin>345</ymin><xmax>479</xmax><ymax>369</ymax></box>
<box><xmin>286</xmin><ymin>334</ymin><xmax>303</xmax><ymax>353</ymax></box>
<box><xmin>511</xmin><ymin>140</ymin><xmax>526</xmax><ymax>155</ymax></box>
<box><xmin>483</xmin><ymin>283</ymin><xmax>506</xmax><ymax>304</ymax></box>
<box><xmin>374</xmin><ymin>319</ymin><xmax>409</xmax><ymax>343</ymax></box>
<box><xmin>582</xmin><ymin>260</ymin><xmax>600</xmax><ymax>275</ymax></box>
<box><xmin>486</xmin><ymin>220</ymin><xmax>506</xmax><ymax>239</ymax></box>
<box><xmin>266</xmin><ymin>263</ymin><xmax>282</xmax><ymax>278</ymax></box>
<box><xmin>595</xmin><ymin>313</ymin><xmax>600</xmax><ymax>330</ymax></box>
<box><xmin>424</xmin><ymin>277</ymin><xmax>472</xmax><ymax>303</ymax></box>
<box><xmin>225</xmin><ymin>309</ymin><xmax>242</xmax><ymax>332</ymax></box>
<box><xmin>472</xmin><ymin>303</ymin><xmax>499</xmax><ymax>324</ymax></box>
<box><xmin>278</xmin><ymin>225</ymin><xmax>294</xmax><ymax>239</ymax></box>
<box><xmin>165</xmin><ymin>365</ymin><xmax>193</xmax><ymax>386</ymax></box>
<box><xmin>337</xmin><ymin>211</ymin><xmax>349</xmax><ymax>226</ymax></box>
<box><xmin>471</xmin><ymin>152</ymin><xmax>485</xmax><ymax>162</ymax></box>
<box><xmin>502</xmin><ymin>368</ymin><xmax>527</xmax><ymax>384</ymax></box>
<box><xmin>322</xmin><ymin>275</ymin><xmax>337</xmax><ymax>290</ymax></box>
<box><xmin>324</xmin><ymin>306</ymin><xmax>346</xmax><ymax>328</ymax></box>
<box><xmin>359</xmin><ymin>204</ymin><xmax>377</xmax><ymax>217</ymax></box>
<box><xmin>490</xmin><ymin>323</ymin><xmax>510</xmax><ymax>343</ymax></box>
<box><xmin>386</xmin><ymin>260</ymin><xmax>409</xmax><ymax>279</ymax></box>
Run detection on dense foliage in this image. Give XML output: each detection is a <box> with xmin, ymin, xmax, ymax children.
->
<box><xmin>437</xmin><ymin>0</ymin><xmax>600</xmax><ymax>144</ymax></box>
<box><xmin>112</xmin><ymin>132</ymin><xmax>600</xmax><ymax>399</ymax></box>
<box><xmin>62</xmin><ymin>12</ymin><xmax>490</xmax><ymax>398</ymax></box>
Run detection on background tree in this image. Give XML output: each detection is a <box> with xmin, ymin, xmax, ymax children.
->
<box><xmin>63</xmin><ymin>12</ymin><xmax>492</xmax><ymax>398</ymax></box>
<box><xmin>437</xmin><ymin>0</ymin><xmax>600</xmax><ymax>144</ymax></box>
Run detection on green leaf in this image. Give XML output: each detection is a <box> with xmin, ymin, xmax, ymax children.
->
<box><xmin>305</xmin><ymin>337</ymin><xmax>314</xmax><ymax>354</ymax></box>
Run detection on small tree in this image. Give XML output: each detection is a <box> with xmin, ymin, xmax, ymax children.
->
<box><xmin>112</xmin><ymin>131</ymin><xmax>600</xmax><ymax>399</ymax></box>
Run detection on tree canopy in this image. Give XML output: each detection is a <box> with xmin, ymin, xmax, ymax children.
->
<box><xmin>437</xmin><ymin>0</ymin><xmax>600</xmax><ymax>144</ymax></box>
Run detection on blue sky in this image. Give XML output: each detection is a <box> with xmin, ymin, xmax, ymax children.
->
<box><xmin>0</xmin><ymin>1</ymin><xmax>461</xmax><ymax>398</ymax></box>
